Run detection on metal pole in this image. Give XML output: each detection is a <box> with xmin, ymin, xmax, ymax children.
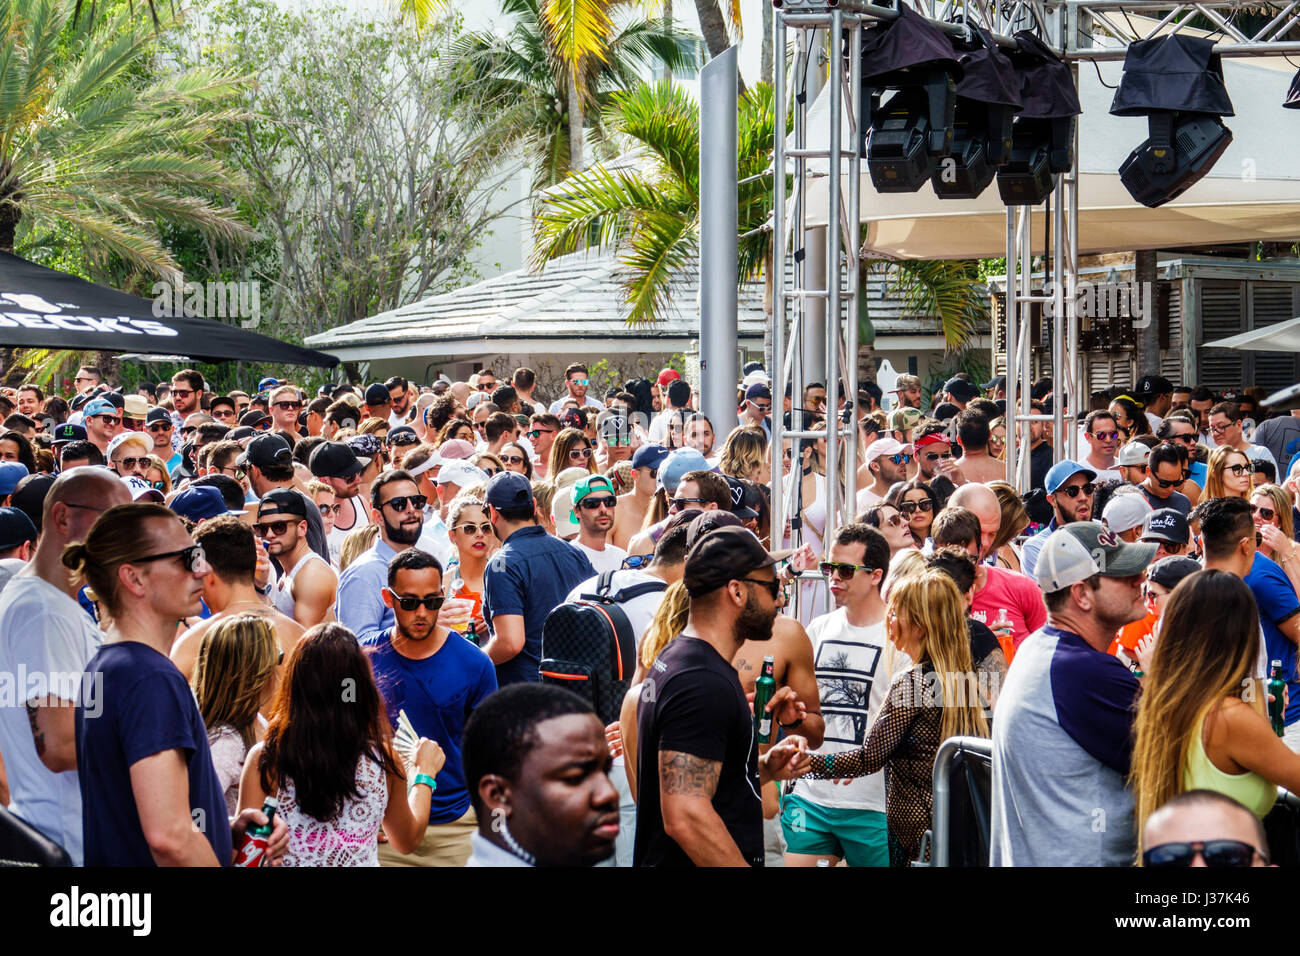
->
<box><xmin>1017</xmin><ymin>208</ymin><xmax>1034</xmax><ymax>491</ymax></box>
<box><xmin>822</xmin><ymin>8</ymin><xmax>842</xmax><ymax>580</ymax></box>
<box><xmin>772</xmin><ymin>13</ymin><xmax>788</xmax><ymax>547</ymax></box>
<box><xmin>1066</xmin><ymin>88</ymin><xmax>1081</xmax><ymax>462</ymax></box>
<box><xmin>843</xmin><ymin>19</ymin><xmax>862</xmax><ymax>521</ymax></box>
<box><xmin>802</xmin><ymin>32</ymin><xmax>828</xmax><ymax>399</ymax></box>
<box><xmin>1052</xmin><ymin>173</ymin><xmax>1066</xmax><ymax>474</ymax></box>
<box><xmin>699</xmin><ymin>46</ymin><xmax>740</xmax><ymax>436</ymax></box>
<box><xmin>1004</xmin><ymin>207</ymin><xmax>1017</xmax><ymax>486</ymax></box>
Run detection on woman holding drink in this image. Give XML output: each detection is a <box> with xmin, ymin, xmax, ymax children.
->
<box><xmin>444</xmin><ymin>494</ymin><xmax>498</xmax><ymax>639</ymax></box>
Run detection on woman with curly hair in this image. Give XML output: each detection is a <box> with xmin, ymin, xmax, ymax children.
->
<box><xmin>718</xmin><ymin>425</ymin><xmax>770</xmax><ymax>484</ymax></box>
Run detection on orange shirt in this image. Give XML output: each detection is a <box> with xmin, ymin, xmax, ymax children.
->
<box><xmin>1108</xmin><ymin>609</ymin><xmax>1158</xmax><ymax>657</ymax></box>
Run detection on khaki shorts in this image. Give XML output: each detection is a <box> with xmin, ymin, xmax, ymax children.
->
<box><xmin>377</xmin><ymin>808</ymin><xmax>476</xmax><ymax>867</ymax></box>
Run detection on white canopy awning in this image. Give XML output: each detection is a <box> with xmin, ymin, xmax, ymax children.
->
<box><xmin>800</xmin><ymin>30</ymin><xmax>1300</xmax><ymax>259</ymax></box>
<box><xmin>1203</xmin><ymin>314</ymin><xmax>1300</xmax><ymax>351</ymax></box>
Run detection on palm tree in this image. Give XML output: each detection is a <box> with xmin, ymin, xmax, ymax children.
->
<box><xmin>0</xmin><ymin>0</ymin><xmax>252</xmax><ymax>278</ymax></box>
<box><xmin>532</xmin><ymin>80</ymin><xmax>777</xmax><ymax>324</ymax></box>
<box><xmin>458</xmin><ymin>0</ymin><xmax>701</xmax><ymax>193</ymax></box>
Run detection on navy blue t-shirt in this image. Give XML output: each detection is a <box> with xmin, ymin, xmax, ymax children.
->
<box><xmin>482</xmin><ymin>525</ymin><xmax>595</xmax><ymax>686</ymax></box>
<box><xmin>367</xmin><ymin>628</ymin><xmax>497</xmax><ymax>824</ymax></box>
<box><xmin>1245</xmin><ymin>552</ymin><xmax>1300</xmax><ymax>724</ymax></box>
<box><xmin>76</xmin><ymin>641</ymin><xmax>232</xmax><ymax>866</ymax></box>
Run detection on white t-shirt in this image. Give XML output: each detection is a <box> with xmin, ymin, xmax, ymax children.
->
<box><xmin>855</xmin><ymin>486</ymin><xmax>882</xmax><ymax>511</ymax></box>
<box><xmin>564</xmin><ymin>569</ymin><xmax>667</xmax><ymax>655</ymax></box>
<box><xmin>548</xmin><ymin>395</ymin><xmax>605</xmax><ymax>416</ymax></box>
<box><xmin>571</xmin><ymin>540</ymin><xmax>628</xmax><ymax>575</ymax></box>
<box><xmin>0</xmin><ymin>574</ymin><xmax>103</xmax><ymax>864</ymax></box>
<box><xmin>0</xmin><ymin>557</ymin><xmax>26</xmax><ymax>595</ymax></box>
<box><xmin>796</xmin><ymin>607</ymin><xmax>908</xmax><ymax>812</ymax></box>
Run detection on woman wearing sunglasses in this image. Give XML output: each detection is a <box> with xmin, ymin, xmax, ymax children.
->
<box><xmin>548</xmin><ymin>427</ymin><xmax>596</xmax><ymax>478</ymax></box>
<box><xmin>987</xmin><ymin>416</ymin><xmax>1008</xmax><ymax>462</ymax></box>
<box><xmin>1204</xmin><ymin>447</ymin><xmax>1252</xmax><ymax>500</ymax></box>
<box><xmin>499</xmin><ymin>440</ymin><xmax>533</xmax><ymax>480</ymax></box>
<box><xmin>889</xmin><ymin>480</ymin><xmax>938</xmax><ymax>548</ymax></box>
<box><xmin>858</xmin><ymin>502</ymin><xmax>915</xmax><ymax>557</ymax></box>
<box><xmin>145</xmin><ymin>456</ymin><xmax>172</xmax><ymax>496</ymax></box>
<box><xmin>445</xmin><ymin>497</ymin><xmax>497</xmax><ymax>636</ymax></box>
<box><xmin>1131</xmin><ymin>570</ymin><xmax>1300</xmax><ymax>860</ymax></box>
<box><xmin>471</xmin><ymin>452</ymin><xmax>505</xmax><ymax>480</ymax></box>
<box><xmin>1110</xmin><ymin>395</ymin><xmax>1153</xmax><ymax>443</ymax></box>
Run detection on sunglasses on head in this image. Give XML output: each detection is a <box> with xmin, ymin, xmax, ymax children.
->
<box><xmin>819</xmin><ymin>561</ymin><xmax>876</xmax><ymax>581</ymax></box>
<box><xmin>381</xmin><ymin>494</ymin><xmax>427</xmax><ymax>513</ymax></box>
<box><xmin>1056</xmin><ymin>482</ymin><xmax>1095</xmax><ymax>499</ymax></box>
<box><xmin>898</xmin><ymin>499</ymin><xmax>934</xmax><ymax>516</ymax></box>
<box><xmin>1252</xmin><ymin>503</ymin><xmax>1277</xmax><ymax>521</ymax></box>
<box><xmin>578</xmin><ymin>495</ymin><xmax>617</xmax><ymax>510</ymax></box>
<box><xmin>385</xmin><ymin>589</ymin><xmax>446</xmax><ymax>612</ymax></box>
<box><xmin>388</xmin><ymin>434</ymin><xmax>418</xmax><ymax>447</ymax></box>
<box><xmin>1142</xmin><ymin>840</ymin><xmax>1265</xmax><ymax>868</ymax></box>
<box><xmin>455</xmin><ymin>521</ymin><xmax>493</xmax><ymax>536</ymax></box>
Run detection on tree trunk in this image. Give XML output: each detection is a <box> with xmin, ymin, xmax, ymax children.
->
<box><xmin>567</xmin><ymin>68</ymin><xmax>584</xmax><ymax>173</ymax></box>
<box><xmin>662</xmin><ymin>0</ymin><xmax>673</xmax><ymax>84</ymax></box>
<box><xmin>693</xmin><ymin>0</ymin><xmax>746</xmax><ymax>93</ymax></box>
<box><xmin>761</xmin><ymin>0</ymin><xmax>774</xmax><ymax>86</ymax></box>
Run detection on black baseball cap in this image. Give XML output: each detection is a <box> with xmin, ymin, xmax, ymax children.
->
<box><xmin>258</xmin><ymin>488</ymin><xmax>308</xmax><ymax>520</ymax></box>
<box><xmin>484</xmin><ymin>471</ymin><xmax>533</xmax><ymax>510</ymax></box>
<box><xmin>943</xmin><ymin>377</ymin><xmax>981</xmax><ymax>402</ymax></box>
<box><xmin>51</xmin><ymin>423</ymin><xmax>86</xmax><ymax>445</ymax></box>
<box><xmin>387</xmin><ymin>425</ymin><xmax>419</xmax><ymax>447</ymax></box>
<box><xmin>1142</xmin><ymin>508</ymin><xmax>1189</xmax><ymax>545</ymax></box>
<box><xmin>1136</xmin><ymin>374</ymin><xmax>1174</xmax><ymax>397</ymax></box>
<box><xmin>0</xmin><ymin>506</ymin><xmax>37</xmax><ymax>551</ymax></box>
<box><xmin>309</xmin><ymin>440</ymin><xmax>367</xmax><ymax>480</ymax></box>
<box><xmin>237</xmin><ymin>433</ymin><xmax>293</xmax><ymax>471</ymax></box>
<box><xmin>364</xmin><ymin>383</ymin><xmax>391</xmax><ymax>407</ymax></box>
<box><xmin>10</xmin><ymin>474</ymin><xmax>53</xmax><ymax>533</ymax></box>
<box><xmin>100</xmin><ymin>390</ymin><xmax>125</xmax><ymax>410</ymax></box>
<box><xmin>683</xmin><ymin>526</ymin><xmax>778</xmax><ymax>597</ymax></box>
<box><xmin>144</xmin><ymin>406</ymin><xmax>172</xmax><ymax>426</ymax></box>
<box><xmin>725</xmin><ymin>476</ymin><xmax>759</xmax><ymax>520</ymax></box>
<box><xmin>1146</xmin><ymin>555</ymin><xmax>1202</xmax><ymax>590</ymax></box>
<box><xmin>239</xmin><ymin>409</ymin><xmax>272</xmax><ymax>428</ymax></box>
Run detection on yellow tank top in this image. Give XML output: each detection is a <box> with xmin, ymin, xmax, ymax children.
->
<box><xmin>1183</xmin><ymin>715</ymin><xmax>1277</xmax><ymax>819</ymax></box>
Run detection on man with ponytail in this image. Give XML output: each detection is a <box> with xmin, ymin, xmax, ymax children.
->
<box><xmin>0</xmin><ymin>468</ymin><xmax>129</xmax><ymax>864</ymax></box>
<box><xmin>69</xmin><ymin>503</ymin><xmax>287</xmax><ymax>866</ymax></box>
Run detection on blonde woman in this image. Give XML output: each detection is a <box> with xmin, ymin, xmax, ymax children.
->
<box><xmin>1204</xmin><ymin>446</ymin><xmax>1252</xmax><ymax>500</ymax></box>
<box><xmin>1131</xmin><ymin>570</ymin><xmax>1300</xmax><ymax>865</ymax></box>
<box><xmin>145</xmin><ymin>455</ymin><xmax>172</xmax><ymax>495</ymax></box>
<box><xmin>1250</xmin><ymin>483</ymin><xmax>1300</xmax><ymax>600</ymax></box>
<box><xmin>799</xmin><ymin>570</ymin><xmax>989</xmax><ymax>866</ymax></box>
<box><xmin>988</xmin><ymin>416</ymin><xmax>1008</xmax><ymax>461</ymax></box>
<box><xmin>193</xmin><ymin>613</ymin><xmax>281</xmax><ymax>815</ymax></box>
<box><xmin>446</xmin><ymin>495</ymin><xmax>497</xmax><ymax>635</ymax></box>
<box><xmin>718</xmin><ymin>426</ymin><xmax>770</xmax><ymax>484</ymax></box>
<box><xmin>338</xmin><ymin>524</ymin><xmax>379</xmax><ymax>573</ymax></box>
<box><xmin>987</xmin><ymin>480</ymin><xmax>1030</xmax><ymax>573</ymax></box>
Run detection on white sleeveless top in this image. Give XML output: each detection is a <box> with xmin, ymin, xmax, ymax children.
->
<box><xmin>277</xmin><ymin>755</ymin><xmax>387</xmax><ymax>867</ymax></box>
<box><xmin>271</xmin><ymin>551</ymin><xmax>333</xmax><ymax>620</ymax></box>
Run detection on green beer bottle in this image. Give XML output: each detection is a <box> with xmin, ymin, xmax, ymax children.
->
<box><xmin>1269</xmin><ymin>660</ymin><xmax>1287</xmax><ymax>738</ymax></box>
<box><xmin>754</xmin><ymin>655</ymin><xmax>777</xmax><ymax>744</ymax></box>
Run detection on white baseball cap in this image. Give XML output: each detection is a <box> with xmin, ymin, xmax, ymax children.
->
<box><xmin>1034</xmin><ymin>526</ymin><xmax>1102</xmax><ymax>593</ymax></box>
<box><xmin>436</xmin><ymin>460</ymin><xmax>488</xmax><ymax>488</ymax></box>
<box><xmin>1102</xmin><ymin>491</ymin><xmax>1153</xmax><ymax>535</ymax></box>
<box><xmin>864</xmin><ymin>437</ymin><xmax>914</xmax><ymax>464</ymax></box>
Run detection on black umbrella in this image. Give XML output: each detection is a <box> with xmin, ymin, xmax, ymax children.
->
<box><xmin>0</xmin><ymin>251</ymin><xmax>337</xmax><ymax>368</ymax></box>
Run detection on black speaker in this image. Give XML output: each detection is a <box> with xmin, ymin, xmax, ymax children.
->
<box><xmin>1118</xmin><ymin>112</ymin><xmax>1233</xmax><ymax>208</ymax></box>
<box><xmin>996</xmin><ymin>118</ymin><xmax>1054</xmax><ymax>205</ymax></box>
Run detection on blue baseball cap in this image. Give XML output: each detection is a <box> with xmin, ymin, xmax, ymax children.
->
<box><xmin>658</xmin><ymin>448</ymin><xmax>710</xmax><ymax>495</ymax></box>
<box><xmin>82</xmin><ymin>397</ymin><xmax>117</xmax><ymax>419</ymax></box>
<box><xmin>631</xmin><ymin>444</ymin><xmax>671</xmax><ymax>472</ymax></box>
<box><xmin>0</xmin><ymin>506</ymin><xmax>37</xmax><ymax>550</ymax></box>
<box><xmin>1044</xmin><ymin>459</ymin><xmax>1098</xmax><ymax>495</ymax></box>
<box><xmin>484</xmin><ymin>471</ymin><xmax>534</xmax><ymax>511</ymax></box>
<box><xmin>170</xmin><ymin>485</ymin><xmax>242</xmax><ymax>523</ymax></box>
<box><xmin>257</xmin><ymin>377</ymin><xmax>280</xmax><ymax>392</ymax></box>
<box><xmin>0</xmin><ymin>462</ymin><xmax>29</xmax><ymax>496</ymax></box>
<box><xmin>744</xmin><ymin>383</ymin><xmax>772</xmax><ymax>403</ymax></box>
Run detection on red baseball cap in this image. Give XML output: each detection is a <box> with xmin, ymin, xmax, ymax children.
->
<box><xmin>656</xmin><ymin>368</ymin><xmax>681</xmax><ymax>387</ymax></box>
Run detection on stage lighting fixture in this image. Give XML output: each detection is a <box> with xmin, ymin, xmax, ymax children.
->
<box><xmin>859</xmin><ymin>5</ymin><xmax>961</xmax><ymax>193</ymax></box>
<box><xmin>932</xmin><ymin>28</ymin><xmax>1023</xmax><ymax>200</ymax></box>
<box><xmin>996</xmin><ymin>31</ymin><xmax>1081</xmax><ymax>206</ymax></box>
<box><xmin>1111</xmin><ymin>34</ymin><xmax>1233</xmax><ymax>208</ymax></box>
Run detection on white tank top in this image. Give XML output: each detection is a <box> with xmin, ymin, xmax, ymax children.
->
<box><xmin>272</xmin><ymin>551</ymin><xmax>331</xmax><ymax>619</ymax></box>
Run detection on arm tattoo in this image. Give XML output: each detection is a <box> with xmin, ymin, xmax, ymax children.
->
<box><xmin>26</xmin><ymin>701</ymin><xmax>45</xmax><ymax>757</ymax></box>
<box><xmin>659</xmin><ymin>750</ymin><xmax>721</xmax><ymax>798</ymax></box>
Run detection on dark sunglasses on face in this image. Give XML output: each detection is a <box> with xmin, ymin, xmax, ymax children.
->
<box><xmin>319</xmin><ymin>502</ymin><xmax>341</xmax><ymax>516</ymax></box>
<box><xmin>526</xmin><ymin>429</ymin><xmax>554</xmax><ymax>440</ymax></box>
<box><xmin>1226</xmin><ymin>463</ymin><xmax>1251</xmax><ymax>477</ymax></box>
<box><xmin>501</xmin><ymin>454</ymin><xmax>526</xmax><ymax>466</ymax></box>
<box><xmin>133</xmin><ymin>544</ymin><xmax>206</xmax><ymax>573</ymax></box>
<box><xmin>481</xmin><ymin>468</ymin><xmax>501</xmax><ymax>478</ymax></box>
<box><xmin>1151</xmin><ymin>475</ymin><xmax>1182</xmax><ymax>489</ymax></box>
<box><xmin>381</xmin><ymin>494</ymin><xmax>427</xmax><ymax>513</ymax></box>
<box><xmin>1252</xmin><ymin>503</ymin><xmax>1277</xmax><ymax>521</ymax></box>
<box><xmin>478</xmin><ymin>383</ymin><xmax>496</xmax><ymax>392</ymax></box>
<box><xmin>670</xmin><ymin>496</ymin><xmax>705</xmax><ymax>511</ymax></box>
<box><xmin>1091</xmin><ymin>431</ymin><xmax>1119</xmax><ymax>441</ymax></box>
<box><xmin>113</xmin><ymin>457</ymin><xmax>148</xmax><ymax>471</ymax></box>
<box><xmin>1057</xmin><ymin>482</ymin><xmax>1095</xmax><ymax>499</ymax></box>
<box><xmin>256</xmin><ymin>520</ymin><xmax>298</xmax><ymax>537</ymax></box>
<box><xmin>898</xmin><ymin>499</ymin><xmax>934</xmax><ymax>516</ymax></box>
<box><xmin>741</xmin><ymin>576</ymin><xmax>781</xmax><ymax>600</ymax></box>
<box><xmin>456</xmin><ymin>522</ymin><xmax>493</xmax><ymax>536</ymax></box>
<box><xmin>93</xmin><ymin>414</ymin><xmax>121</xmax><ymax>426</ymax></box>
<box><xmin>150</xmin><ymin>480</ymin><xmax>167</xmax><ymax>491</ymax></box>
<box><xmin>1169</xmin><ymin>433</ymin><xmax>1196</xmax><ymax>444</ymax></box>
<box><xmin>273</xmin><ymin>401</ymin><xmax>302</xmax><ymax>411</ymax></box>
<box><xmin>819</xmin><ymin>562</ymin><xmax>876</xmax><ymax>581</ymax></box>
<box><xmin>147</xmin><ymin>422</ymin><xmax>172</xmax><ymax>432</ymax></box>
<box><xmin>385</xmin><ymin>589</ymin><xmax>446</xmax><ymax>612</ymax></box>
<box><xmin>578</xmin><ymin>495</ymin><xmax>617</xmax><ymax>510</ymax></box>
<box><xmin>924</xmin><ymin>451</ymin><xmax>952</xmax><ymax>462</ymax></box>
<box><xmin>170</xmin><ymin>389</ymin><xmax>194</xmax><ymax>399</ymax></box>
<box><xmin>1142</xmin><ymin>840</ymin><xmax>1265</xmax><ymax>868</ymax></box>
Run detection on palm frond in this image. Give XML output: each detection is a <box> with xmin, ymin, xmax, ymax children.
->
<box><xmin>884</xmin><ymin>259</ymin><xmax>986</xmax><ymax>350</ymax></box>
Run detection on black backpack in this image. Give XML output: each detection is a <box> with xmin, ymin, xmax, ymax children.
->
<box><xmin>540</xmin><ymin>571</ymin><xmax>667</xmax><ymax>723</ymax></box>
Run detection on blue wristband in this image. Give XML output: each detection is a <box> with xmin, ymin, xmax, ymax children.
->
<box><xmin>412</xmin><ymin>773</ymin><xmax>437</xmax><ymax>793</ymax></box>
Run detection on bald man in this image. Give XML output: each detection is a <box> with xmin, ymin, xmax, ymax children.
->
<box><xmin>948</xmin><ymin>483</ymin><xmax>1002</xmax><ymax>562</ymax></box>
<box><xmin>1142</xmin><ymin>790</ymin><xmax>1270</xmax><ymax>867</ymax></box>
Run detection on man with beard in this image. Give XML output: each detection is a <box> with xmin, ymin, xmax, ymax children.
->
<box><xmin>634</xmin><ymin>523</ymin><xmax>812</xmax><ymax>866</ymax></box>
<box><xmin>570</xmin><ymin>474</ymin><xmax>626</xmax><ymax>573</ymax></box>
<box><xmin>308</xmin><ymin>440</ymin><xmax>373</xmax><ymax>558</ymax></box>
<box><xmin>168</xmin><ymin>369</ymin><xmax>204</xmax><ymax>433</ymax></box>
<box><xmin>335</xmin><ymin>469</ymin><xmax>424</xmax><ymax>645</ymax></box>
<box><xmin>911</xmin><ymin>426</ymin><xmax>960</xmax><ymax>509</ymax></box>
<box><xmin>241</xmin><ymin>433</ymin><xmax>330</xmax><ymax>562</ymax></box>
<box><xmin>855</xmin><ymin>437</ymin><xmax>913</xmax><ymax>509</ymax></box>
<box><xmin>991</xmin><ymin>522</ymin><xmax>1155</xmax><ymax>865</ymax></box>
<box><xmin>1020</xmin><ymin>460</ymin><xmax>1097</xmax><ymax>579</ymax></box>
<box><xmin>257</xmin><ymin>489</ymin><xmax>336</xmax><ymax>628</ymax></box>
<box><xmin>369</xmin><ymin>548</ymin><xmax>496</xmax><ymax>866</ymax></box>
<box><xmin>463</xmin><ymin>683</ymin><xmax>621</xmax><ymax>866</ymax></box>
<box><xmin>387</xmin><ymin>376</ymin><xmax>413</xmax><ymax>428</ymax></box>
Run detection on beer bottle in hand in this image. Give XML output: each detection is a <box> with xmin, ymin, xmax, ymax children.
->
<box><xmin>234</xmin><ymin>797</ymin><xmax>279</xmax><ymax>867</ymax></box>
<box><xmin>755</xmin><ymin>656</ymin><xmax>777</xmax><ymax>744</ymax></box>
<box><xmin>1269</xmin><ymin>660</ymin><xmax>1287</xmax><ymax>738</ymax></box>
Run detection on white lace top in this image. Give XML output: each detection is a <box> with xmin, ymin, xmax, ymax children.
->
<box><xmin>277</xmin><ymin>755</ymin><xmax>387</xmax><ymax>867</ymax></box>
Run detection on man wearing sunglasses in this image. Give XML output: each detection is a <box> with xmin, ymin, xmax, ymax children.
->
<box><xmin>1138</xmin><ymin>443</ymin><xmax>1192</xmax><ymax>517</ymax></box>
<box><xmin>369</xmin><ymin>548</ymin><xmax>497</xmax><ymax>867</ymax></box>
<box><xmin>992</xmin><ymin>522</ymin><xmax>1156</xmax><ymax>866</ymax></box>
<box><xmin>1208</xmin><ymin>401</ymin><xmax>1278</xmax><ymax>475</ymax></box>
<box><xmin>169</xmin><ymin>369</ymin><xmax>204</xmax><ymax>426</ymax></box>
<box><xmin>267</xmin><ymin>385</ymin><xmax>304</xmax><ymax>435</ymax></box>
<box><xmin>911</xmin><ymin>428</ymin><xmax>960</xmax><ymax>509</ymax></box>
<box><xmin>548</xmin><ymin>363</ymin><xmax>605</xmax><ymax>416</ymax></box>
<box><xmin>1141</xmin><ymin>790</ymin><xmax>1271</xmax><ymax>868</ymax></box>
<box><xmin>597</xmin><ymin>414</ymin><xmax>635</xmax><ymax>469</ymax></box>
<box><xmin>1081</xmin><ymin>410</ymin><xmax>1122</xmax><ymax>483</ymax></box>
<box><xmin>1020</xmin><ymin>460</ymin><xmax>1098</xmax><ymax>580</ymax></box>
<box><xmin>243</xmin><ymin>434</ymin><xmax>331</xmax><ymax>562</ymax></box>
<box><xmin>0</xmin><ymin>468</ymin><xmax>130</xmax><ymax>864</ymax></box>
<box><xmin>526</xmin><ymin>413</ymin><xmax>561</xmax><ymax>479</ymax></box>
<box><xmin>258</xmin><ymin>489</ymin><xmax>337</xmax><ymax>628</ymax></box>
<box><xmin>80</xmin><ymin>396</ymin><xmax>120</xmax><ymax>456</ymax></box>
<box><xmin>782</xmin><ymin>524</ymin><xmax>901</xmax><ymax>867</ymax></box>
<box><xmin>569</xmin><ymin>475</ymin><xmax>627</xmax><ymax>574</ymax></box>
<box><xmin>107</xmin><ymin>432</ymin><xmax>153</xmax><ymax>479</ymax></box>
<box><xmin>855</xmin><ymin>437</ymin><xmax>913</xmax><ymax>509</ymax></box>
<box><xmin>336</xmin><ymin>469</ymin><xmax>427</xmax><ymax>645</ymax></box>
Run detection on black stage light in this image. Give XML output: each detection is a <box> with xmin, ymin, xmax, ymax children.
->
<box><xmin>932</xmin><ymin>27</ymin><xmax>1023</xmax><ymax>199</ymax></box>
<box><xmin>860</xmin><ymin>5</ymin><xmax>961</xmax><ymax>193</ymax></box>
<box><xmin>1111</xmin><ymin>34</ymin><xmax>1233</xmax><ymax>208</ymax></box>
<box><xmin>997</xmin><ymin>31</ymin><xmax>1081</xmax><ymax>205</ymax></box>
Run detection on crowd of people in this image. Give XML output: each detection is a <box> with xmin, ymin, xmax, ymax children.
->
<box><xmin>0</xmin><ymin>359</ymin><xmax>1298</xmax><ymax>868</ymax></box>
